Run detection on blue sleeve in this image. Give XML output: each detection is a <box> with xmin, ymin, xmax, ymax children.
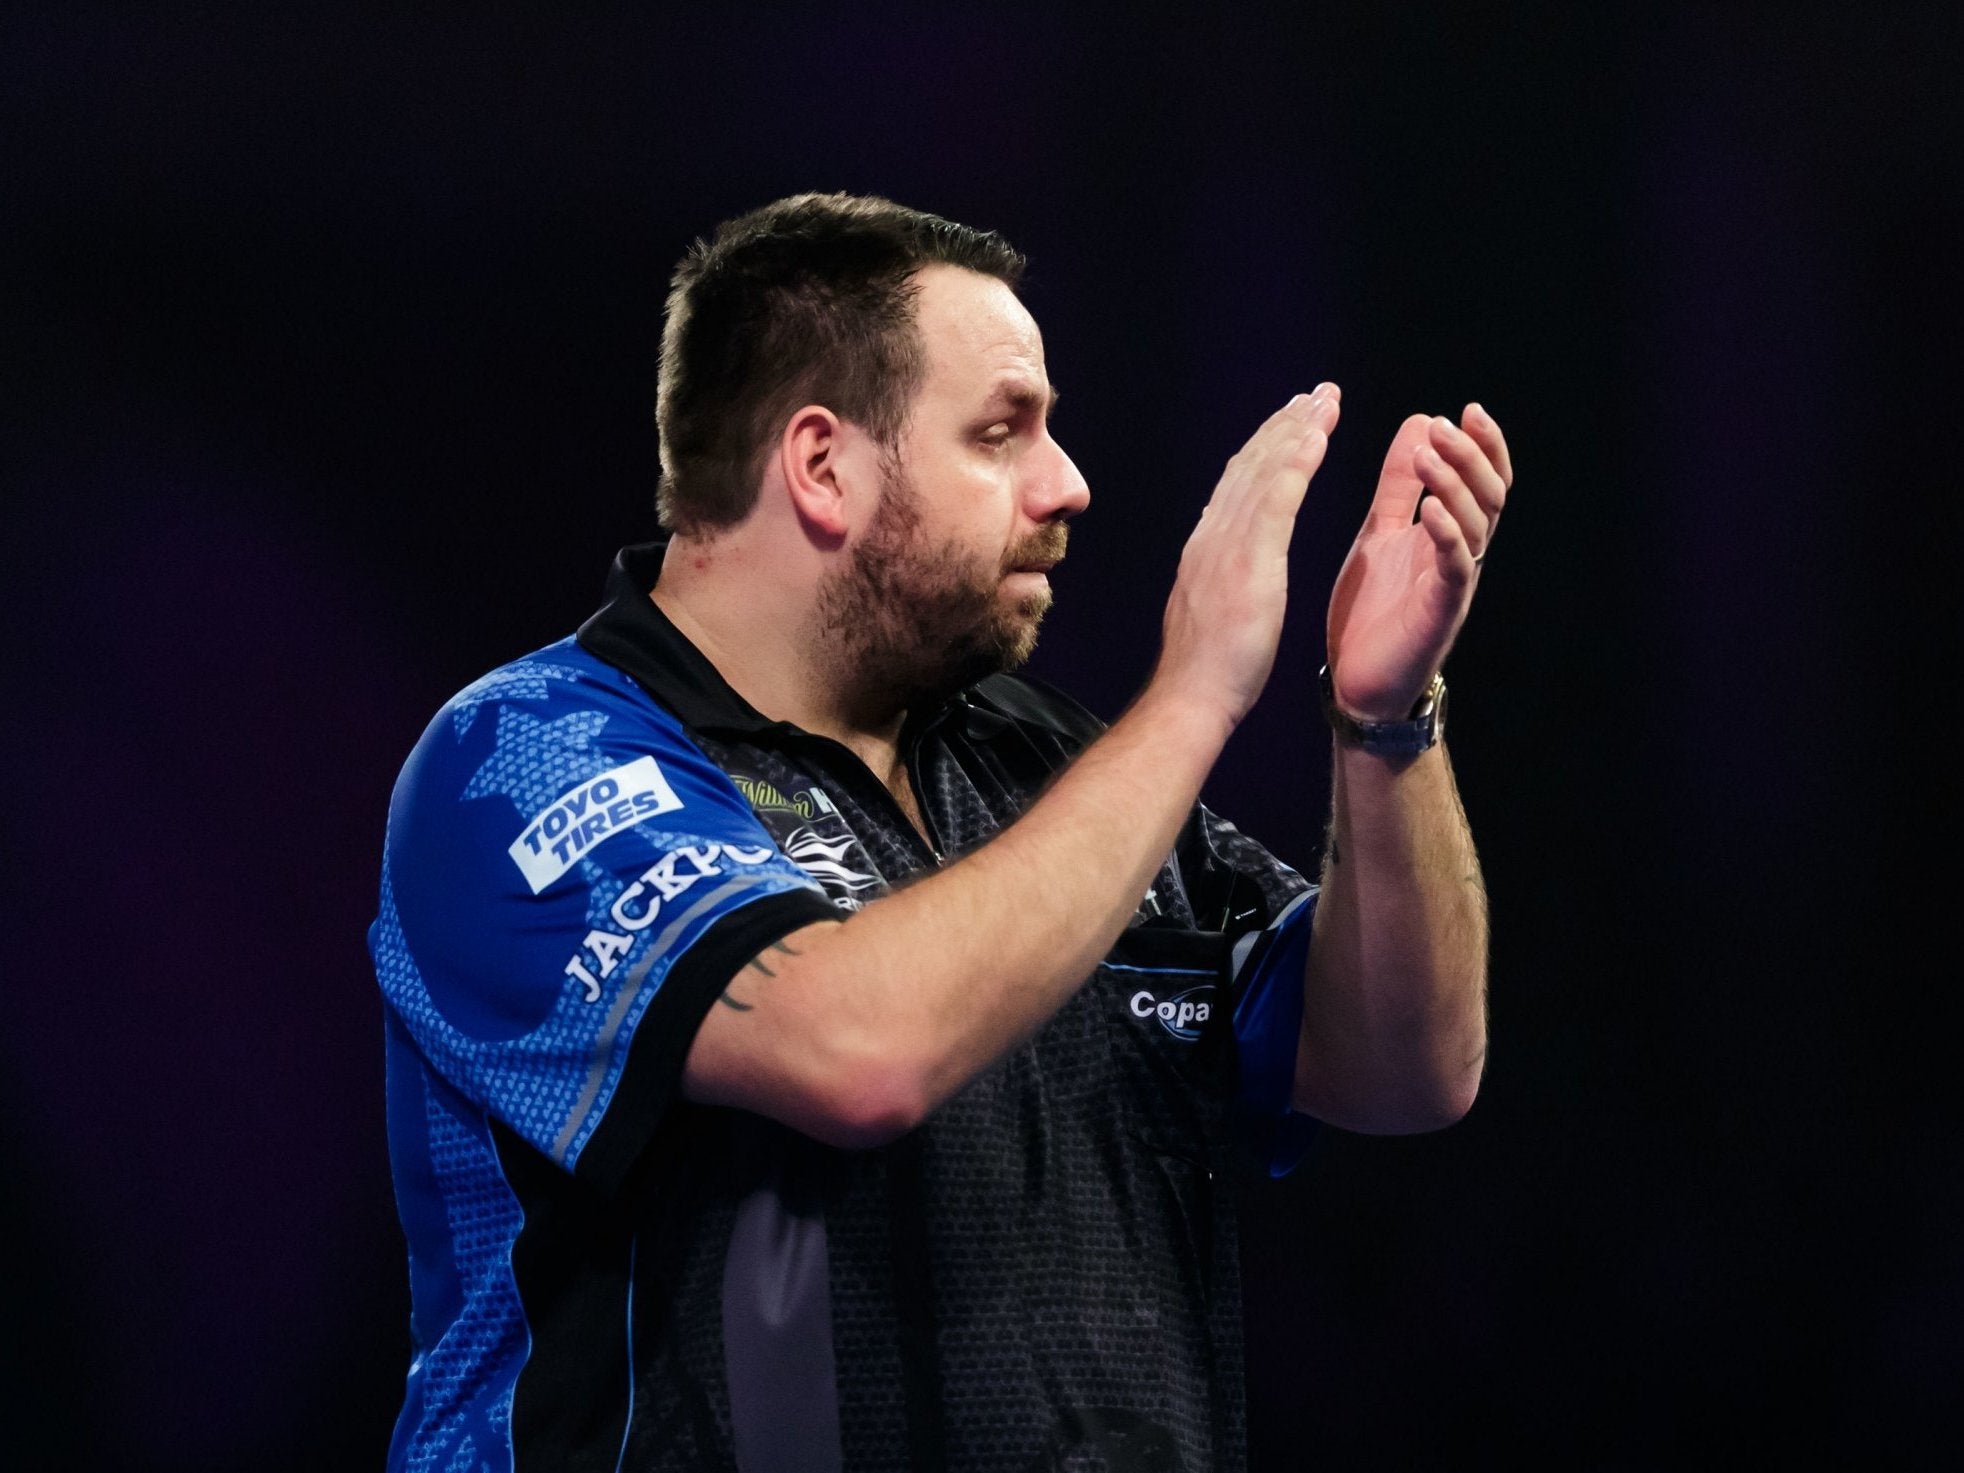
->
<box><xmin>369</xmin><ymin>643</ymin><xmax>840</xmax><ymax>1192</ymax></box>
<box><xmin>1229</xmin><ymin>887</ymin><xmax>1321</xmax><ymax>1177</ymax></box>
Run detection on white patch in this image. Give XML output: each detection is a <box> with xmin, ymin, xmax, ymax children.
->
<box><xmin>509</xmin><ymin>755</ymin><xmax>683</xmax><ymax>893</ymax></box>
<box><xmin>784</xmin><ymin>826</ymin><xmax>880</xmax><ymax>898</ymax></box>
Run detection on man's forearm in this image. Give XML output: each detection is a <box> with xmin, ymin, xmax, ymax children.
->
<box><xmin>839</xmin><ymin>686</ymin><xmax>1230</xmax><ymax>1108</ymax></box>
<box><xmin>684</xmin><ymin>686</ymin><xmax>1233</xmax><ymax>1146</ymax></box>
<box><xmin>1295</xmin><ymin>738</ymin><xmax>1489</xmax><ymax>1133</ymax></box>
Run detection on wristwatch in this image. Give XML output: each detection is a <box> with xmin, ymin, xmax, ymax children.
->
<box><xmin>1318</xmin><ymin>664</ymin><xmax>1447</xmax><ymax>757</ymax></box>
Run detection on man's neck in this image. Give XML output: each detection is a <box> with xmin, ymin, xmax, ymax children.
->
<box><xmin>651</xmin><ymin>531</ymin><xmax>912</xmax><ymax>791</ymax></box>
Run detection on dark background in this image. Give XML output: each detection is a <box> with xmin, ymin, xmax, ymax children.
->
<box><xmin>6</xmin><ymin>3</ymin><xmax>1960</xmax><ymax>1467</ymax></box>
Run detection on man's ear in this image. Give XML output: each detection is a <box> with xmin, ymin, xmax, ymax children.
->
<box><xmin>779</xmin><ymin>405</ymin><xmax>852</xmax><ymax>545</ymax></box>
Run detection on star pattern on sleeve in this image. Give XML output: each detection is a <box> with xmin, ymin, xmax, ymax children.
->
<box><xmin>450</xmin><ymin>661</ymin><xmax>588</xmax><ymax>738</ymax></box>
<box><xmin>461</xmin><ymin>706</ymin><xmax>613</xmax><ymax>816</ymax></box>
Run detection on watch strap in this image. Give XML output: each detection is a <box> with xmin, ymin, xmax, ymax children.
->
<box><xmin>1318</xmin><ymin>664</ymin><xmax>1447</xmax><ymax>756</ymax></box>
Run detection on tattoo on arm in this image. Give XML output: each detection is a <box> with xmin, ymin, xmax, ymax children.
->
<box><xmin>722</xmin><ymin>939</ymin><xmax>805</xmax><ymax>1013</ymax></box>
<box><xmin>742</xmin><ymin>938</ymin><xmax>802</xmax><ymax>979</ymax></box>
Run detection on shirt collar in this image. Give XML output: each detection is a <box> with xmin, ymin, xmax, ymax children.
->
<box><xmin>576</xmin><ymin>540</ymin><xmax>785</xmax><ymax>734</ymax></box>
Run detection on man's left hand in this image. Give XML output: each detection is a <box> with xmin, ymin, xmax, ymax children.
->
<box><xmin>1325</xmin><ymin>404</ymin><xmax>1513</xmax><ymax>722</ymax></box>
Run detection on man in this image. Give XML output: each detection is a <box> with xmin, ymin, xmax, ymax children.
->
<box><xmin>373</xmin><ymin>192</ymin><xmax>1508</xmax><ymax>1471</ymax></box>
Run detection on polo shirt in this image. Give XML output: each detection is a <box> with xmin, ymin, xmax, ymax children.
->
<box><xmin>373</xmin><ymin>541</ymin><xmax>1319</xmax><ymax>1472</ymax></box>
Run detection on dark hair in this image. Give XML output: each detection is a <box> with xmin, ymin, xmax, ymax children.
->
<box><xmin>654</xmin><ymin>192</ymin><xmax>1027</xmax><ymax>534</ymax></box>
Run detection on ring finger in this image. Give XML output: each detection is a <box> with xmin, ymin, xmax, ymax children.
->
<box><xmin>1413</xmin><ymin>443</ymin><xmax>1493</xmax><ymax>559</ymax></box>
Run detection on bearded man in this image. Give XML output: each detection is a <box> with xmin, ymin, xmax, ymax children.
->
<box><xmin>372</xmin><ymin>192</ymin><xmax>1510</xmax><ymax>1472</ymax></box>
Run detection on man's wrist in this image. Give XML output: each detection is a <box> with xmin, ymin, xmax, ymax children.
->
<box><xmin>1124</xmin><ymin>681</ymin><xmax>1238</xmax><ymax>767</ymax></box>
<box><xmin>1319</xmin><ymin>665</ymin><xmax>1447</xmax><ymax>757</ymax></box>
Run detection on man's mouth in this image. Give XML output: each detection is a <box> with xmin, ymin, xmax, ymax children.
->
<box><xmin>1003</xmin><ymin>527</ymin><xmax>1068</xmax><ymax>577</ymax></box>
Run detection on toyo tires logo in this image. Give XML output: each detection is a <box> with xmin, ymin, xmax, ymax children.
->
<box><xmin>508</xmin><ymin>755</ymin><xmax>683</xmax><ymax>893</ymax></box>
<box><xmin>1129</xmin><ymin>984</ymin><xmax>1216</xmax><ymax>1041</ymax></box>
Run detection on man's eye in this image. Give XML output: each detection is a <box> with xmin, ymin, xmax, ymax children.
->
<box><xmin>978</xmin><ymin>424</ymin><xmax>1012</xmax><ymax>447</ymax></box>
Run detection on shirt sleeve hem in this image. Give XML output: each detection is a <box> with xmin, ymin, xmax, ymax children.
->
<box><xmin>573</xmin><ymin>886</ymin><xmax>844</xmax><ymax>1194</ymax></box>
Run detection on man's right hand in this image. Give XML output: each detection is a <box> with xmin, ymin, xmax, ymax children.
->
<box><xmin>1153</xmin><ymin>384</ymin><xmax>1342</xmax><ymax>730</ymax></box>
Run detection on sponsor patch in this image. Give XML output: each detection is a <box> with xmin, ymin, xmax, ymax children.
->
<box><xmin>1129</xmin><ymin>984</ymin><xmax>1216</xmax><ymax>1041</ymax></box>
<box><xmin>731</xmin><ymin>775</ymin><xmax>842</xmax><ymax>821</ymax></box>
<box><xmin>508</xmin><ymin>755</ymin><xmax>683</xmax><ymax>892</ymax></box>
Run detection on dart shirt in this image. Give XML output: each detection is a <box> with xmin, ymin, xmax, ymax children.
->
<box><xmin>372</xmin><ymin>540</ymin><xmax>1320</xmax><ymax>1473</ymax></box>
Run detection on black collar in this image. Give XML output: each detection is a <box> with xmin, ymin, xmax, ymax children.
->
<box><xmin>576</xmin><ymin>540</ymin><xmax>786</xmax><ymax>735</ymax></box>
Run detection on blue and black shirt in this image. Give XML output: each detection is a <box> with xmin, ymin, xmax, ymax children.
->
<box><xmin>373</xmin><ymin>541</ymin><xmax>1320</xmax><ymax>1472</ymax></box>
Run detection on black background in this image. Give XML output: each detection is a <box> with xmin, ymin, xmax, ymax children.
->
<box><xmin>5</xmin><ymin>3</ymin><xmax>1960</xmax><ymax>1467</ymax></box>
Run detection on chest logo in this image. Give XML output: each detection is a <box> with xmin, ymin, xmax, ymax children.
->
<box><xmin>782</xmin><ymin>824</ymin><xmax>881</xmax><ymax>909</ymax></box>
<box><xmin>1129</xmin><ymin>984</ymin><xmax>1216</xmax><ymax>1041</ymax></box>
<box><xmin>732</xmin><ymin>775</ymin><xmax>839</xmax><ymax>821</ymax></box>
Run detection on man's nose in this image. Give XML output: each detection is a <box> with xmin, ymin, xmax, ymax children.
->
<box><xmin>1029</xmin><ymin>440</ymin><xmax>1091</xmax><ymax>522</ymax></box>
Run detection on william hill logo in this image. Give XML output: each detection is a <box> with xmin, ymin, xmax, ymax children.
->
<box><xmin>509</xmin><ymin>756</ymin><xmax>682</xmax><ymax>892</ymax></box>
<box><xmin>731</xmin><ymin>775</ymin><xmax>836</xmax><ymax>820</ymax></box>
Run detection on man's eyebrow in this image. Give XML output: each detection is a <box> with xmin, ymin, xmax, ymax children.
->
<box><xmin>983</xmin><ymin>381</ymin><xmax>1061</xmax><ymax>417</ymax></box>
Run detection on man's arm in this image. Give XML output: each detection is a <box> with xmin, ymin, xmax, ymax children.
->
<box><xmin>1294</xmin><ymin>406</ymin><xmax>1513</xmax><ymax>1133</ymax></box>
<box><xmin>1296</xmin><ymin>741</ymin><xmax>1487</xmax><ymax>1132</ymax></box>
<box><xmin>683</xmin><ymin>387</ymin><xmax>1344</xmax><ymax>1148</ymax></box>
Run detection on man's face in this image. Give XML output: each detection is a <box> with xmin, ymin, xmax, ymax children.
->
<box><xmin>817</xmin><ymin>265</ymin><xmax>1090</xmax><ymax>710</ymax></box>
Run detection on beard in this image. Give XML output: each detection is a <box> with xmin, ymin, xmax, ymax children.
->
<box><xmin>814</xmin><ymin>463</ymin><xmax>1067</xmax><ymax>720</ymax></box>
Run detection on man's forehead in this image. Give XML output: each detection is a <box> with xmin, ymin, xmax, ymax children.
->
<box><xmin>913</xmin><ymin>264</ymin><xmax>1048</xmax><ymax>396</ymax></box>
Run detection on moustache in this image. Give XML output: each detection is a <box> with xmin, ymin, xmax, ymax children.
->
<box><xmin>1002</xmin><ymin>524</ymin><xmax>1069</xmax><ymax>575</ymax></box>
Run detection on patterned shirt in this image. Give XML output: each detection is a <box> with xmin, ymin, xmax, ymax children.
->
<box><xmin>373</xmin><ymin>542</ymin><xmax>1318</xmax><ymax>1471</ymax></box>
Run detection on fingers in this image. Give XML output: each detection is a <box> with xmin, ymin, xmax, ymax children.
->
<box><xmin>1417</xmin><ymin>493</ymin><xmax>1479</xmax><ymax>586</ymax></box>
<box><xmin>1163</xmin><ymin>384</ymin><xmax>1341</xmax><ymax>726</ymax></box>
<box><xmin>1416</xmin><ymin>417</ymin><xmax>1501</xmax><ymax>559</ymax></box>
<box><xmin>1222</xmin><ymin>387</ymin><xmax>1330</xmax><ymax>475</ymax></box>
<box><xmin>1207</xmin><ymin>383</ymin><xmax>1340</xmax><ymax>529</ymax></box>
<box><xmin>1273</xmin><ymin>385</ymin><xmax>1341</xmax><ymax>499</ymax></box>
<box><xmin>1255</xmin><ymin>384</ymin><xmax>1341</xmax><ymax>467</ymax></box>
<box><xmin>1460</xmin><ymin>402</ymin><xmax>1513</xmax><ymax>491</ymax></box>
<box><xmin>1428</xmin><ymin>415</ymin><xmax>1508</xmax><ymax>522</ymax></box>
<box><xmin>1265</xmin><ymin>384</ymin><xmax>1341</xmax><ymax>475</ymax></box>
